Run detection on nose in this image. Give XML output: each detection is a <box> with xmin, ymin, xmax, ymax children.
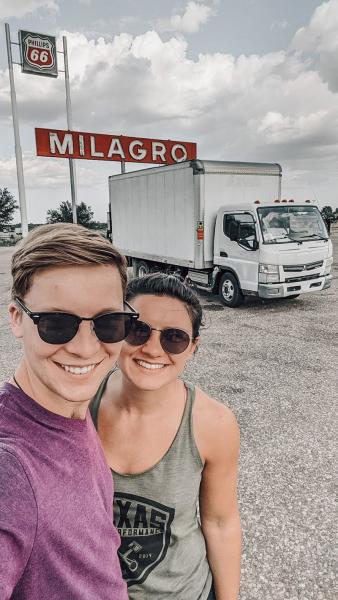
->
<box><xmin>64</xmin><ymin>319</ymin><xmax>101</xmax><ymax>357</ymax></box>
<box><xmin>140</xmin><ymin>329</ymin><xmax>163</xmax><ymax>357</ymax></box>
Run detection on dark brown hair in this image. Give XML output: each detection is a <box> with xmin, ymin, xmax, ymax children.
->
<box><xmin>126</xmin><ymin>273</ymin><xmax>203</xmax><ymax>338</ymax></box>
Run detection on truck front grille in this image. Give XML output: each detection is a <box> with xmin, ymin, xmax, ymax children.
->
<box><xmin>283</xmin><ymin>261</ymin><xmax>323</xmax><ymax>272</ymax></box>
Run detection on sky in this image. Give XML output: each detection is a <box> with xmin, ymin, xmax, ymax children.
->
<box><xmin>1</xmin><ymin>0</ymin><xmax>338</xmax><ymax>224</ymax></box>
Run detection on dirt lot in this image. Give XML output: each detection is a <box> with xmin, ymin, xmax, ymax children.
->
<box><xmin>0</xmin><ymin>228</ymin><xmax>337</xmax><ymax>600</ymax></box>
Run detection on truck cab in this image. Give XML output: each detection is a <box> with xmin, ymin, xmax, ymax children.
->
<box><xmin>213</xmin><ymin>199</ymin><xmax>333</xmax><ymax>306</ymax></box>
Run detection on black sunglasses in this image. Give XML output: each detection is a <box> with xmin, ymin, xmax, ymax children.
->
<box><xmin>15</xmin><ymin>297</ymin><xmax>139</xmax><ymax>345</ymax></box>
<box><xmin>125</xmin><ymin>319</ymin><xmax>194</xmax><ymax>355</ymax></box>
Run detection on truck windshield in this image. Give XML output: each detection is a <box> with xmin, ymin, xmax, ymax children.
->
<box><xmin>257</xmin><ymin>205</ymin><xmax>328</xmax><ymax>244</ymax></box>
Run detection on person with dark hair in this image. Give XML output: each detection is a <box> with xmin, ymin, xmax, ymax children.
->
<box><xmin>0</xmin><ymin>223</ymin><xmax>133</xmax><ymax>599</ymax></box>
<box><xmin>91</xmin><ymin>273</ymin><xmax>241</xmax><ymax>600</ymax></box>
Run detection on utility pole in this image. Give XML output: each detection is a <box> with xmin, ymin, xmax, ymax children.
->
<box><xmin>5</xmin><ymin>23</ymin><xmax>29</xmax><ymax>237</ymax></box>
<box><xmin>63</xmin><ymin>36</ymin><xmax>77</xmax><ymax>223</ymax></box>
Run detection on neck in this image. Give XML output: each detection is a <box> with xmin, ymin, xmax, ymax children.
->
<box><xmin>13</xmin><ymin>361</ymin><xmax>88</xmax><ymax>420</ymax></box>
<box><xmin>109</xmin><ymin>373</ymin><xmax>185</xmax><ymax>416</ymax></box>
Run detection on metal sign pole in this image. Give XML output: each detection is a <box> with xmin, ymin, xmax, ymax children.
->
<box><xmin>62</xmin><ymin>36</ymin><xmax>77</xmax><ymax>224</ymax></box>
<box><xmin>5</xmin><ymin>23</ymin><xmax>29</xmax><ymax>238</ymax></box>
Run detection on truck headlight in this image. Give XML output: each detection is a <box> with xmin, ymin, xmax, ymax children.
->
<box><xmin>259</xmin><ymin>264</ymin><xmax>280</xmax><ymax>283</ymax></box>
<box><xmin>324</xmin><ymin>256</ymin><xmax>333</xmax><ymax>276</ymax></box>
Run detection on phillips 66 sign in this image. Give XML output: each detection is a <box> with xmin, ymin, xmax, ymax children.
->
<box><xmin>19</xmin><ymin>30</ymin><xmax>58</xmax><ymax>77</ymax></box>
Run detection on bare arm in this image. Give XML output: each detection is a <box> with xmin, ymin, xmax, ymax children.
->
<box><xmin>195</xmin><ymin>392</ymin><xmax>241</xmax><ymax>600</ymax></box>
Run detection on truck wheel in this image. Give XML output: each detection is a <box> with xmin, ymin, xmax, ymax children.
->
<box><xmin>219</xmin><ymin>272</ymin><xmax>244</xmax><ymax>308</ymax></box>
<box><xmin>135</xmin><ymin>261</ymin><xmax>151</xmax><ymax>278</ymax></box>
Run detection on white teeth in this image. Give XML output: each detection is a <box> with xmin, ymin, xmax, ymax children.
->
<box><xmin>136</xmin><ymin>360</ymin><xmax>165</xmax><ymax>370</ymax></box>
<box><xmin>61</xmin><ymin>364</ymin><xmax>95</xmax><ymax>375</ymax></box>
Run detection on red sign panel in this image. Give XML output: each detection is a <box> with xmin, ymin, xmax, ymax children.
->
<box><xmin>35</xmin><ymin>128</ymin><xmax>197</xmax><ymax>165</ymax></box>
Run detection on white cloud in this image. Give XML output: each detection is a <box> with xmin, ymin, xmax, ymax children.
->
<box><xmin>0</xmin><ymin>0</ymin><xmax>59</xmax><ymax>19</ymax></box>
<box><xmin>291</xmin><ymin>0</ymin><xmax>338</xmax><ymax>91</ymax></box>
<box><xmin>0</xmin><ymin>155</ymin><xmax>68</xmax><ymax>189</ymax></box>
<box><xmin>158</xmin><ymin>1</ymin><xmax>215</xmax><ymax>34</ymax></box>
<box><xmin>254</xmin><ymin>109</ymin><xmax>329</xmax><ymax>144</ymax></box>
<box><xmin>292</xmin><ymin>0</ymin><xmax>338</xmax><ymax>54</ymax></box>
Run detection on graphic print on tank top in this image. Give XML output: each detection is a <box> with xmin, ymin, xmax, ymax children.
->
<box><xmin>114</xmin><ymin>492</ymin><xmax>175</xmax><ymax>586</ymax></box>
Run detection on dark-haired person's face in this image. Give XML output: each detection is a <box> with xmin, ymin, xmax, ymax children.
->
<box><xmin>118</xmin><ymin>294</ymin><xmax>198</xmax><ymax>392</ymax></box>
<box><xmin>9</xmin><ymin>264</ymin><xmax>125</xmax><ymax>417</ymax></box>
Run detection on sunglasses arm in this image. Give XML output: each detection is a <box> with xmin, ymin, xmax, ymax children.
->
<box><xmin>124</xmin><ymin>300</ymin><xmax>139</xmax><ymax>317</ymax></box>
<box><xmin>15</xmin><ymin>297</ymin><xmax>41</xmax><ymax>324</ymax></box>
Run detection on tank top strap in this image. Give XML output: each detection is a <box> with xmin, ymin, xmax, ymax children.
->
<box><xmin>168</xmin><ymin>381</ymin><xmax>203</xmax><ymax>469</ymax></box>
<box><xmin>89</xmin><ymin>368</ymin><xmax>115</xmax><ymax>428</ymax></box>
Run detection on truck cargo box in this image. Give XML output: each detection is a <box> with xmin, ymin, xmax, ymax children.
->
<box><xmin>108</xmin><ymin>160</ymin><xmax>282</xmax><ymax>269</ymax></box>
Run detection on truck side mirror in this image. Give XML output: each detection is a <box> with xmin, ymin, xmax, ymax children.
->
<box><xmin>229</xmin><ymin>221</ymin><xmax>240</xmax><ymax>241</ymax></box>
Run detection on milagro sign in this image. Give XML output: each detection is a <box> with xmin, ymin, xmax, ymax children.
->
<box><xmin>35</xmin><ymin>128</ymin><xmax>197</xmax><ymax>165</ymax></box>
<box><xmin>19</xmin><ymin>30</ymin><xmax>58</xmax><ymax>78</ymax></box>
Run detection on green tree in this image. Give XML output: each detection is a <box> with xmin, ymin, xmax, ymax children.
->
<box><xmin>321</xmin><ymin>205</ymin><xmax>334</xmax><ymax>221</ymax></box>
<box><xmin>46</xmin><ymin>200</ymin><xmax>95</xmax><ymax>228</ymax></box>
<box><xmin>0</xmin><ymin>188</ymin><xmax>18</xmax><ymax>230</ymax></box>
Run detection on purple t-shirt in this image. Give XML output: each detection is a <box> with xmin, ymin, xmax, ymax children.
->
<box><xmin>0</xmin><ymin>383</ymin><xmax>128</xmax><ymax>600</ymax></box>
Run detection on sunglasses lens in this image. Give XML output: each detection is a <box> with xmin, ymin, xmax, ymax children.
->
<box><xmin>37</xmin><ymin>314</ymin><xmax>78</xmax><ymax>344</ymax></box>
<box><xmin>125</xmin><ymin>320</ymin><xmax>151</xmax><ymax>346</ymax></box>
<box><xmin>161</xmin><ymin>329</ymin><xmax>190</xmax><ymax>354</ymax></box>
<box><xmin>93</xmin><ymin>314</ymin><xmax>135</xmax><ymax>343</ymax></box>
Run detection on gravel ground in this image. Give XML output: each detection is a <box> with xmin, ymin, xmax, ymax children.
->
<box><xmin>0</xmin><ymin>229</ymin><xmax>337</xmax><ymax>600</ymax></box>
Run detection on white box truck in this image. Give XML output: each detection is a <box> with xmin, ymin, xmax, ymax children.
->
<box><xmin>108</xmin><ymin>160</ymin><xmax>333</xmax><ymax>307</ymax></box>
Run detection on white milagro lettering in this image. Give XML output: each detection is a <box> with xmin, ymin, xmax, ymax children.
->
<box><xmin>108</xmin><ymin>138</ymin><xmax>126</xmax><ymax>159</ymax></box>
<box><xmin>171</xmin><ymin>144</ymin><xmax>187</xmax><ymax>163</ymax></box>
<box><xmin>90</xmin><ymin>136</ymin><xmax>104</xmax><ymax>157</ymax></box>
<box><xmin>49</xmin><ymin>132</ymin><xmax>74</xmax><ymax>155</ymax></box>
<box><xmin>151</xmin><ymin>142</ymin><xmax>166</xmax><ymax>162</ymax></box>
<box><xmin>78</xmin><ymin>135</ymin><xmax>85</xmax><ymax>156</ymax></box>
<box><xmin>129</xmin><ymin>140</ymin><xmax>147</xmax><ymax>161</ymax></box>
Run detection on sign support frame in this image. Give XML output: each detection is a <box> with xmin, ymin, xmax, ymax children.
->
<box><xmin>5</xmin><ymin>23</ymin><xmax>29</xmax><ymax>238</ymax></box>
<box><xmin>62</xmin><ymin>36</ymin><xmax>77</xmax><ymax>224</ymax></box>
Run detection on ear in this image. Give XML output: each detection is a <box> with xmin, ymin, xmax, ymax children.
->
<box><xmin>8</xmin><ymin>302</ymin><xmax>24</xmax><ymax>339</ymax></box>
<box><xmin>188</xmin><ymin>336</ymin><xmax>200</xmax><ymax>358</ymax></box>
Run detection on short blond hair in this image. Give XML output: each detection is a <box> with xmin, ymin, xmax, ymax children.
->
<box><xmin>11</xmin><ymin>223</ymin><xmax>127</xmax><ymax>300</ymax></box>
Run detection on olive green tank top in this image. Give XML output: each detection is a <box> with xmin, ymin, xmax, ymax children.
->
<box><xmin>90</xmin><ymin>374</ymin><xmax>212</xmax><ymax>600</ymax></box>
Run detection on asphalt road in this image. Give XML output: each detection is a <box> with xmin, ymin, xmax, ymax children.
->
<box><xmin>0</xmin><ymin>230</ymin><xmax>337</xmax><ymax>600</ymax></box>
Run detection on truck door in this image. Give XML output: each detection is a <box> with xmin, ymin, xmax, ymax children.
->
<box><xmin>218</xmin><ymin>212</ymin><xmax>259</xmax><ymax>292</ymax></box>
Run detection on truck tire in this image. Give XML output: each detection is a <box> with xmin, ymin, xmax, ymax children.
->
<box><xmin>219</xmin><ymin>272</ymin><xmax>244</xmax><ymax>308</ymax></box>
<box><xmin>135</xmin><ymin>260</ymin><xmax>151</xmax><ymax>278</ymax></box>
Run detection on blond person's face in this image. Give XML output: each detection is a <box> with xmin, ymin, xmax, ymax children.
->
<box><xmin>118</xmin><ymin>294</ymin><xmax>198</xmax><ymax>392</ymax></box>
<box><xmin>9</xmin><ymin>264</ymin><xmax>125</xmax><ymax>417</ymax></box>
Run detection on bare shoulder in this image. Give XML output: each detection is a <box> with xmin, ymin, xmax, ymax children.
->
<box><xmin>192</xmin><ymin>386</ymin><xmax>240</xmax><ymax>463</ymax></box>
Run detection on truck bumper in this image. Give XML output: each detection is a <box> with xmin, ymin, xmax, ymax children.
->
<box><xmin>258</xmin><ymin>275</ymin><xmax>332</xmax><ymax>298</ymax></box>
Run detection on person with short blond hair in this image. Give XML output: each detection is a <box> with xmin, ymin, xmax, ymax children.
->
<box><xmin>0</xmin><ymin>223</ymin><xmax>135</xmax><ymax>599</ymax></box>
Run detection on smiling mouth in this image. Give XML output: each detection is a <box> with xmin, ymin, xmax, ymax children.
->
<box><xmin>58</xmin><ymin>363</ymin><xmax>97</xmax><ymax>375</ymax></box>
<box><xmin>135</xmin><ymin>359</ymin><xmax>167</xmax><ymax>371</ymax></box>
